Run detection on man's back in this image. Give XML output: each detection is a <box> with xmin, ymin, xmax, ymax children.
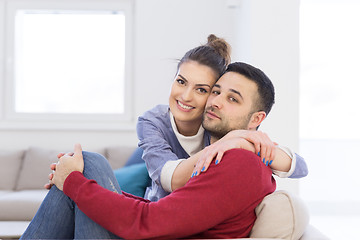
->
<box><xmin>183</xmin><ymin>148</ymin><xmax>276</xmax><ymax>239</ymax></box>
<box><xmin>63</xmin><ymin>148</ymin><xmax>276</xmax><ymax>239</ymax></box>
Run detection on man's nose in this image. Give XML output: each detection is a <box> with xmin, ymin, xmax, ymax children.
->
<box><xmin>209</xmin><ymin>94</ymin><xmax>223</xmax><ymax>109</ymax></box>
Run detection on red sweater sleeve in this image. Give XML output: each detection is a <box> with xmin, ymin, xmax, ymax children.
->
<box><xmin>64</xmin><ymin>149</ymin><xmax>276</xmax><ymax>239</ymax></box>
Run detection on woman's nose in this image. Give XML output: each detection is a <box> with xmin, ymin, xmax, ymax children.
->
<box><xmin>181</xmin><ymin>88</ymin><xmax>193</xmax><ymax>101</ymax></box>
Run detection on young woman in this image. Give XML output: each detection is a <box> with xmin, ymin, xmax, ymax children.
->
<box><xmin>137</xmin><ymin>34</ymin><xmax>308</xmax><ymax>202</ymax></box>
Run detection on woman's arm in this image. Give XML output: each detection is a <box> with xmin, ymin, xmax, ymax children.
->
<box><xmin>137</xmin><ymin>108</ymin><xmax>188</xmax><ymax>191</ymax></box>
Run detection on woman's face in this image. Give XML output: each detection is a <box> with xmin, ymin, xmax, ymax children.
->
<box><xmin>169</xmin><ymin>60</ymin><xmax>217</xmax><ymax>132</ymax></box>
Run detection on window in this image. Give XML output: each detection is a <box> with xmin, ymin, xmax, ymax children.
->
<box><xmin>300</xmin><ymin>0</ymin><xmax>360</xmax><ymax>238</ymax></box>
<box><xmin>1</xmin><ymin>0</ymin><xmax>133</xmax><ymax>129</ymax></box>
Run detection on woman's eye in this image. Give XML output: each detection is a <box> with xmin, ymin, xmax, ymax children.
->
<box><xmin>212</xmin><ymin>90</ymin><xmax>220</xmax><ymax>95</ymax></box>
<box><xmin>197</xmin><ymin>88</ymin><xmax>208</xmax><ymax>94</ymax></box>
<box><xmin>176</xmin><ymin>79</ymin><xmax>185</xmax><ymax>85</ymax></box>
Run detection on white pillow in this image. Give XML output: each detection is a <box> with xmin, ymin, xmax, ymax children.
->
<box><xmin>250</xmin><ymin>190</ymin><xmax>310</xmax><ymax>240</ymax></box>
<box><xmin>15</xmin><ymin>147</ymin><xmax>58</xmax><ymax>190</ymax></box>
<box><xmin>0</xmin><ymin>150</ymin><xmax>24</xmax><ymax>190</ymax></box>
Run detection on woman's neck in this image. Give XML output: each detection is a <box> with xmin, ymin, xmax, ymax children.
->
<box><xmin>174</xmin><ymin>118</ymin><xmax>202</xmax><ymax>136</ymax></box>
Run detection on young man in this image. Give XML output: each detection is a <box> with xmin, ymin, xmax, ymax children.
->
<box><xmin>22</xmin><ymin>62</ymin><xmax>289</xmax><ymax>239</ymax></box>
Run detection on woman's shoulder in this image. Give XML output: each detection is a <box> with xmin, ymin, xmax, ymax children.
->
<box><xmin>138</xmin><ymin>104</ymin><xmax>171</xmax><ymax>126</ymax></box>
<box><xmin>136</xmin><ymin>105</ymin><xmax>174</xmax><ymax>140</ymax></box>
<box><xmin>140</xmin><ymin>105</ymin><xmax>169</xmax><ymax>119</ymax></box>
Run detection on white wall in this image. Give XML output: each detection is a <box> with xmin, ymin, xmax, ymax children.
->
<box><xmin>234</xmin><ymin>0</ymin><xmax>301</xmax><ymax>192</ymax></box>
<box><xmin>0</xmin><ymin>0</ymin><xmax>301</xmax><ymax>193</ymax></box>
<box><xmin>0</xmin><ymin>0</ymin><xmax>240</xmax><ymax>151</ymax></box>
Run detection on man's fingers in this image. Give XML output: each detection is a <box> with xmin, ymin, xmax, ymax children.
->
<box><xmin>50</xmin><ymin>163</ymin><xmax>56</xmax><ymax>171</ymax></box>
<box><xmin>48</xmin><ymin>172</ymin><xmax>54</xmax><ymax>180</ymax></box>
<box><xmin>74</xmin><ymin>143</ymin><xmax>83</xmax><ymax>156</ymax></box>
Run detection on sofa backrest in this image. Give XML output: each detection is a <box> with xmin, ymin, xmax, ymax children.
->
<box><xmin>0</xmin><ymin>146</ymin><xmax>136</xmax><ymax>191</ymax></box>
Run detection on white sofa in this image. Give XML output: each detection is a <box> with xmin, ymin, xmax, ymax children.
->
<box><xmin>0</xmin><ymin>146</ymin><xmax>329</xmax><ymax>239</ymax></box>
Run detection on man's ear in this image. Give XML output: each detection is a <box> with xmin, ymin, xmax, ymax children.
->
<box><xmin>248</xmin><ymin>111</ymin><xmax>266</xmax><ymax>130</ymax></box>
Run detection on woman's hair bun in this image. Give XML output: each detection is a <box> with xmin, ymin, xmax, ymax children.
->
<box><xmin>206</xmin><ymin>34</ymin><xmax>231</xmax><ymax>66</ymax></box>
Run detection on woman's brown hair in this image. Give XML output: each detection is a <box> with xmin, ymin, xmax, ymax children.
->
<box><xmin>178</xmin><ymin>34</ymin><xmax>231</xmax><ymax>78</ymax></box>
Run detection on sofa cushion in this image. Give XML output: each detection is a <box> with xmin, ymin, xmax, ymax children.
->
<box><xmin>15</xmin><ymin>147</ymin><xmax>59</xmax><ymax>190</ymax></box>
<box><xmin>0</xmin><ymin>190</ymin><xmax>48</xmax><ymax>221</ymax></box>
<box><xmin>105</xmin><ymin>146</ymin><xmax>137</xmax><ymax>169</ymax></box>
<box><xmin>113</xmin><ymin>163</ymin><xmax>150</xmax><ymax>197</ymax></box>
<box><xmin>0</xmin><ymin>150</ymin><xmax>24</xmax><ymax>190</ymax></box>
<box><xmin>124</xmin><ymin>147</ymin><xmax>144</xmax><ymax>167</ymax></box>
<box><xmin>250</xmin><ymin>190</ymin><xmax>310</xmax><ymax>240</ymax></box>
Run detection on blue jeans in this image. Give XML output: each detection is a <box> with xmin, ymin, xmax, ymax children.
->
<box><xmin>20</xmin><ymin>151</ymin><xmax>122</xmax><ymax>239</ymax></box>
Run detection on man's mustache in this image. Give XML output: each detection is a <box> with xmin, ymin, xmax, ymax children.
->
<box><xmin>204</xmin><ymin>106</ymin><xmax>221</xmax><ymax>119</ymax></box>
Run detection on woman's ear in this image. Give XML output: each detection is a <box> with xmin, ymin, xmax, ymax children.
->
<box><xmin>248</xmin><ymin>111</ymin><xmax>266</xmax><ymax>130</ymax></box>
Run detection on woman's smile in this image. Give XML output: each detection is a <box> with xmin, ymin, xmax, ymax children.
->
<box><xmin>177</xmin><ymin>100</ymin><xmax>194</xmax><ymax>111</ymax></box>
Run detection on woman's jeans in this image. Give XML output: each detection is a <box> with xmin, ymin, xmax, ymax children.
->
<box><xmin>20</xmin><ymin>151</ymin><xmax>122</xmax><ymax>239</ymax></box>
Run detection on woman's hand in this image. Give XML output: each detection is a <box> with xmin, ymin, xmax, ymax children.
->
<box><xmin>191</xmin><ymin>130</ymin><xmax>276</xmax><ymax>177</ymax></box>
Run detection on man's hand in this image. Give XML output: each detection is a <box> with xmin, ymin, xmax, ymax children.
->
<box><xmin>51</xmin><ymin>144</ymin><xmax>84</xmax><ymax>191</ymax></box>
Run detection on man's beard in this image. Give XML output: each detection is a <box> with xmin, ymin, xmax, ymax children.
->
<box><xmin>202</xmin><ymin>106</ymin><xmax>251</xmax><ymax>140</ymax></box>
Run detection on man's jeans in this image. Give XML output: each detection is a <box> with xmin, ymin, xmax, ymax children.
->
<box><xmin>20</xmin><ymin>151</ymin><xmax>122</xmax><ymax>239</ymax></box>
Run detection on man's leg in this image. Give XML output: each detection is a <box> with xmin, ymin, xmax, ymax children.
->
<box><xmin>74</xmin><ymin>151</ymin><xmax>121</xmax><ymax>239</ymax></box>
<box><xmin>21</xmin><ymin>151</ymin><xmax>122</xmax><ymax>239</ymax></box>
<box><xmin>20</xmin><ymin>186</ymin><xmax>76</xmax><ymax>239</ymax></box>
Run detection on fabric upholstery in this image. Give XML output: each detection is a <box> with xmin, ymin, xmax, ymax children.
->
<box><xmin>15</xmin><ymin>147</ymin><xmax>59</xmax><ymax>190</ymax></box>
<box><xmin>105</xmin><ymin>146</ymin><xmax>137</xmax><ymax>169</ymax></box>
<box><xmin>250</xmin><ymin>190</ymin><xmax>310</xmax><ymax>240</ymax></box>
<box><xmin>0</xmin><ymin>150</ymin><xmax>24</xmax><ymax>190</ymax></box>
<box><xmin>0</xmin><ymin>190</ymin><xmax>47</xmax><ymax>221</ymax></box>
<box><xmin>124</xmin><ymin>147</ymin><xmax>144</xmax><ymax>166</ymax></box>
<box><xmin>113</xmin><ymin>163</ymin><xmax>150</xmax><ymax>197</ymax></box>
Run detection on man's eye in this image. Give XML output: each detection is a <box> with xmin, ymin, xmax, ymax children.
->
<box><xmin>212</xmin><ymin>90</ymin><xmax>220</xmax><ymax>95</ymax></box>
<box><xmin>176</xmin><ymin>79</ymin><xmax>185</xmax><ymax>85</ymax></box>
<box><xmin>229</xmin><ymin>97</ymin><xmax>238</xmax><ymax>102</ymax></box>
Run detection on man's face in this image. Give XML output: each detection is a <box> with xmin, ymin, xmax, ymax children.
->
<box><xmin>202</xmin><ymin>71</ymin><xmax>259</xmax><ymax>140</ymax></box>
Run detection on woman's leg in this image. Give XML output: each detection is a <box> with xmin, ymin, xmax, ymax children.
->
<box><xmin>21</xmin><ymin>151</ymin><xmax>122</xmax><ymax>239</ymax></box>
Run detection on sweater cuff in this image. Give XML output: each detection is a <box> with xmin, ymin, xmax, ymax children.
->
<box><xmin>160</xmin><ymin>159</ymin><xmax>186</xmax><ymax>193</ymax></box>
<box><xmin>272</xmin><ymin>145</ymin><xmax>296</xmax><ymax>178</ymax></box>
<box><xmin>63</xmin><ymin>171</ymin><xmax>88</xmax><ymax>200</ymax></box>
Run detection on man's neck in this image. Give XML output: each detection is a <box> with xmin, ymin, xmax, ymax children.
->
<box><xmin>210</xmin><ymin>136</ymin><xmax>220</xmax><ymax>145</ymax></box>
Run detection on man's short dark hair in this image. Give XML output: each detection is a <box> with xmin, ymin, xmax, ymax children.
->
<box><xmin>226</xmin><ymin>62</ymin><xmax>275</xmax><ymax>116</ymax></box>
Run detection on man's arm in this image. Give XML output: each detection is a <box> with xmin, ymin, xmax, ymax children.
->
<box><xmin>63</xmin><ymin>149</ymin><xmax>276</xmax><ymax>239</ymax></box>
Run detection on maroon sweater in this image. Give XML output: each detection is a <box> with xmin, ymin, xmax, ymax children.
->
<box><xmin>64</xmin><ymin>149</ymin><xmax>276</xmax><ymax>239</ymax></box>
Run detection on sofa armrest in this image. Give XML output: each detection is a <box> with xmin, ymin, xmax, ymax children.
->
<box><xmin>250</xmin><ymin>190</ymin><xmax>310</xmax><ymax>240</ymax></box>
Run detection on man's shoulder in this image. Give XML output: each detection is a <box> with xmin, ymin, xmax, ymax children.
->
<box><xmin>221</xmin><ymin>149</ymin><xmax>272</xmax><ymax>175</ymax></box>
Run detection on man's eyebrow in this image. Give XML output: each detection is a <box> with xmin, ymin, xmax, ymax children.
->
<box><xmin>230</xmin><ymin>89</ymin><xmax>243</xmax><ymax>100</ymax></box>
<box><xmin>213</xmin><ymin>84</ymin><xmax>243</xmax><ymax>100</ymax></box>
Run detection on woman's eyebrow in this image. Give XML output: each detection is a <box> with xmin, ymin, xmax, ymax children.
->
<box><xmin>195</xmin><ymin>83</ymin><xmax>211</xmax><ymax>88</ymax></box>
<box><xmin>177</xmin><ymin>74</ymin><xmax>188</xmax><ymax>82</ymax></box>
